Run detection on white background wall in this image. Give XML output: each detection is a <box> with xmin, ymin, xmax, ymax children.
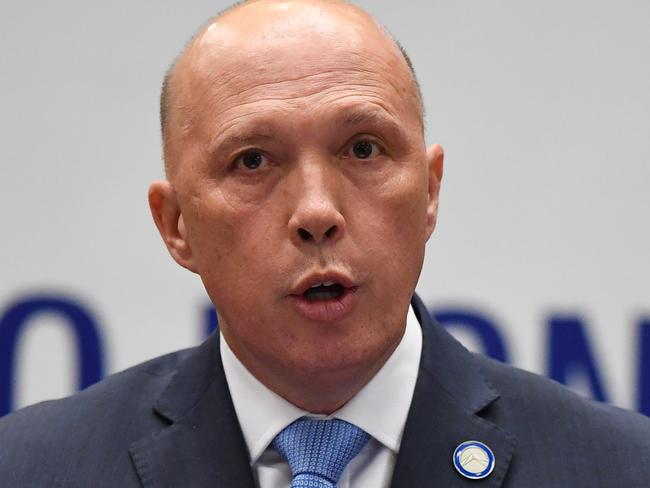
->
<box><xmin>1</xmin><ymin>1</ymin><xmax>648</xmax><ymax>411</ymax></box>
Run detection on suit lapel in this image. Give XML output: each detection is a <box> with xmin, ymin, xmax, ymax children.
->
<box><xmin>129</xmin><ymin>333</ymin><xmax>255</xmax><ymax>488</ymax></box>
<box><xmin>390</xmin><ymin>295</ymin><xmax>517</xmax><ymax>487</ymax></box>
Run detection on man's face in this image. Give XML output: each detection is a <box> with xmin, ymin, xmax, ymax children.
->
<box><xmin>152</xmin><ymin>1</ymin><xmax>442</xmax><ymax>410</ymax></box>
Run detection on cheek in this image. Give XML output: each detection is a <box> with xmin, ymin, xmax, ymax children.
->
<box><xmin>351</xmin><ymin>168</ymin><xmax>429</xmax><ymax>285</ymax></box>
<box><xmin>186</xmin><ymin>183</ymin><xmax>272</xmax><ymax>250</ymax></box>
<box><xmin>183</xmin><ymin>187</ymin><xmax>287</xmax><ymax>301</ymax></box>
<box><xmin>357</xmin><ymin>168</ymin><xmax>428</xmax><ymax>246</ymax></box>
<box><xmin>182</xmin><ymin>193</ymin><xmax>247</xmax><ymax>278</ymax></box>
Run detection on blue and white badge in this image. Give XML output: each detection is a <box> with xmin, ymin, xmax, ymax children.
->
<box><xmin>453</xmin><ymin>440</ymin><xmax>495</xmax><ymax>480</ymax></box>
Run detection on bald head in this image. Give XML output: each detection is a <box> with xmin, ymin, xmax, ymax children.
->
<box><xmin>160</xmin><ymin>0</ymin><xmax>424</xmax><ymax>175</ymax></box>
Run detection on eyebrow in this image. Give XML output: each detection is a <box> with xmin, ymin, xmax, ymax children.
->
<box><xmin>336</xmin><ymin>106</ymin><xmax>401</xmax><ymax>130</ymax></box>
<box><xmin>208</xmin><ymin>123</ymin><xmax>277</xmax><ymax>160</ymax></box>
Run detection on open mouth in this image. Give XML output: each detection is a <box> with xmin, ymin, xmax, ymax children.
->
<box><xmin>290</xmin><ymin>273</ymin><xmax>359</xmax><ymax>322</ymax></box>
<box><xmin>302</xmin><ymin>281</ymin><xmax>345</xmax><ymax>301</ymax></box>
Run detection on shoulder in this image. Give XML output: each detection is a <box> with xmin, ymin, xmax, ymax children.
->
<box><xmin>0</xmin><ymin>347</ymin><xmax>192</xmax><ymax>485</ymax></box>
<box><xmin>475</xmin><ymin>352</ymin><xmax>650</xmax><ymax>435</ymax></box>
<box><xmin>474</xmin><ymin>353</ymin><xmax>650</xmax><ymax>484</ymax></box>
<box><xmin>0</xmin><ymin>346</ymin><xmax>193</xmax><ymax>431</ymax></box>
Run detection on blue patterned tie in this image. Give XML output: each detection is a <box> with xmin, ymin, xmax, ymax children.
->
<box><xmin>272</xmin><ymin>417</ymin><xmax>370</xmax><ymax>487</ymax></box>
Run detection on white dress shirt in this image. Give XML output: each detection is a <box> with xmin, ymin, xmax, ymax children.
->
<box><xmin>220</xmin><ymin>305</ymin><xmax>423</xmax><ymax>488</ymax></box>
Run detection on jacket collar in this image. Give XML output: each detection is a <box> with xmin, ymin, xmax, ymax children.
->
<box><xmin>129</xmin><ymin>333</ymin><xmax>255</xmax><ymax>488</ymax></box>
<box><xmin>390</xmin><ymin>294</ymin><xmax>517</xmax><ymax>487</ymax></box>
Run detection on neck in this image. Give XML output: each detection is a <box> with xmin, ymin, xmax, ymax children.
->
<box><xmin>223</xmin><ymin>330</ymin><xmax>400</xmax><ymax>415</ymax></box>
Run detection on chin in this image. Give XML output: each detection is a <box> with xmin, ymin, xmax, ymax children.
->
<box><xmin>292</xmin><ymin>335</ymin><xmax>394</xmax><ymax>379</ymax></box>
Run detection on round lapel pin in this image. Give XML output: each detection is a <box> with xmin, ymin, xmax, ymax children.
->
<box><xmin>453</xmin><ymin>440</ymin><xmax>495</xmax><ymax>480</ymax></box>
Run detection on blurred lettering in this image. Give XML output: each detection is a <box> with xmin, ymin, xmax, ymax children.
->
<box><xmin>637</xmin><ymin>319</ymin><xmax>650</xmax><ymax>416</ymax></box>
<box><xmin>1</xmin><ymin>297</ymin><xmax>647</xmax><ymax>416</ymax></box>
<box><xmin>547</xmin><ymin>315</ymin><xmax>608</xmax><ymax>402</ymax></box>
<box><xmin>433</xmin><ymin>308</ymin><xmax>509</xmax><ymax>363</ymax></box>
<box><xmin>0</xmin><ymin>296</ymin><xmax>104</xmax><ymax>416</ymax></box>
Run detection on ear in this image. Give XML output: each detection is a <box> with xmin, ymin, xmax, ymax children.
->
<box><xmin>148</xmin><ymin>180</ymin><xmax>197</xmax><ymax>273</ymax></box>
<box><xmin>425</xmin><ymin>144</ymin><xmax>444</xmax><ymax>240</ymax></box>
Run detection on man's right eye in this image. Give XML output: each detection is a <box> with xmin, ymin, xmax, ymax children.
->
<box><xmin>236</xmin><ymin>151</ymin><xmax>266</xmax><ymax>170</ymax></box>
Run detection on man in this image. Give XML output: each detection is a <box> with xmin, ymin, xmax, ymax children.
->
<box><xmin>1</xmin><ymin>1</ymin><xmax>650</xmax><ymax>486</ymax></box>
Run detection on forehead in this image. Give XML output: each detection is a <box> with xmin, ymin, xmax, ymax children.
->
<box><xmin>169</xmin><ymin>1</ymin><xmax>421</xmax><ymax>158</ymax></box>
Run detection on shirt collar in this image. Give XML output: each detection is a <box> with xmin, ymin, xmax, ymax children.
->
<box><xmin>220</xmin><ymin>305</ymin><xmax>423</xmax><ymax>464</ymax></box>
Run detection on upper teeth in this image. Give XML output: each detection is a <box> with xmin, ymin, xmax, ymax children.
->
<box><xmin>310</xmin><ymin>281</ymin><xmax>336</xmax><ymax>288</ymax></box>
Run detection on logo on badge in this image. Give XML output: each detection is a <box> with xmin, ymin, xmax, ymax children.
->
<box><xmin>453</xmin><ymin>440</ymin><xmax>495</xmax><ymax>480</ymax></box>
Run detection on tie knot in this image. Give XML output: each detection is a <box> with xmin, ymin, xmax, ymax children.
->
<box><xmin>272</xmin><ymin>418</ymin><xmax>370</xmax><ymax>487</ymax></box>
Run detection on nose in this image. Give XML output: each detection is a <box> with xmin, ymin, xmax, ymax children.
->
<box><xmin>287</xmin><ymin>162</ymin><xmax>346</xmax><ymax>247</ymax></box>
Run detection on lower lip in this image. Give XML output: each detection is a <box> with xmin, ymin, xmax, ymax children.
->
<box><xmin>289</xmin><ymin>287</ymin><xmax>359</xmax><ymax>323</ymax></box>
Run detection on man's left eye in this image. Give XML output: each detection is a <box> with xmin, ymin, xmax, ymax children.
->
<box><xmin>236</xmin><ymin>151</ymin><xmax>266</xmax><ymax>170</ymax></box>
<box><xmin>351</xmin><ymin>140</ymin><xmax>380</xmax><ymax>159</ymax></box>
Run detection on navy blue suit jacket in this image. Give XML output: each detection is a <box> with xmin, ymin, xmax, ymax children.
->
<box><xmin>1</xmin><ymin>294</ymin><xmax>650</xmax><ymax>487</ymax></box>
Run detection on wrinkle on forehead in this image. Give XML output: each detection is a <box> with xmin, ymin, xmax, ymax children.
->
<box><xmin>201</xmin><ymin>56</ymin><xmax>412</xmax><ymax>116</ymax></box>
